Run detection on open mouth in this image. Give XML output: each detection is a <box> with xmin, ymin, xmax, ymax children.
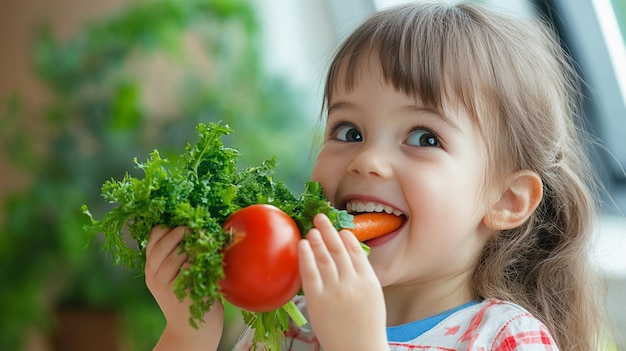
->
<box><xmin>345</xmin><ymin>200</ymin><xmax>406</xmax><ymax>242</ymax></box>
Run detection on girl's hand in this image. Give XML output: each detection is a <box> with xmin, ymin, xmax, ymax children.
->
<box><xmin>298</xmin><ymin>214</ymin><xmax>389</xmax><ymax>351</ymax></box>
<box><xmin>145</xmin><ymin>226</ymin><xmax>223</xmax><ymax>351</ymax></box>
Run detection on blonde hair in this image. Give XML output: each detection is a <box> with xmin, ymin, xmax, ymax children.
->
<box><xmin>323</xmin><ymin>2</ymin><xmax>605</xmax><ymax>350</ymax></box>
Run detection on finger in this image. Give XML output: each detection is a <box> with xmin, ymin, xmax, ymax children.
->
<box><xmin>305</xmin><ymin>227</ymin><xmax>339</xmax><ymax>284</ymax></box>
<box><xmin>314</xmin><ymin>214</ymin><xmax>355</xmax><ymax>278</ymax></box>
<box><xmin>298</xmin><ymin>238</ymin><xmax>323</xmax><ymax>294</ymax></box>
<box><xmin>161</xmin><ymin>248</ymin><xmax>189</xmax><ymax>284</ymax></box>
<box><xmin>145</xmin><ymin>226</ymin><xmax>186</xmax><ymax>278</ymax></box>
<box><xmin>145</xmin><ymin>225</ymin><xmax>170</xmax><ymax>258</ymax></box>
<box><xmin>338</xmin><ymin>229</ymin><xmax>372</xmax><ymax>274</ymax></box>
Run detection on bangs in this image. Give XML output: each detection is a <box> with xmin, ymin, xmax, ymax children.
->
<box><xmin>323</xmin><ymin>3</ymin><xmax>495</xmax><ymax>122</ymax></box>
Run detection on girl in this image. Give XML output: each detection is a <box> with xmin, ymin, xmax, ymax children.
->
<box><xmin>146</xmin><ymin>2</ymin><xmax>606</xmax><ymax>350</ymax></box>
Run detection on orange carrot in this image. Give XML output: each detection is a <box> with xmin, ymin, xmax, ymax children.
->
<box><xmin>346</xmin><ymin>212</ymin><xmax>404</xmax><ymax>242</ymax></box>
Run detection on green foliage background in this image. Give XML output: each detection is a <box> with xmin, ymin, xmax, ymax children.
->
<box><xmin>0</xmin><ymin>0</ymin><xmax>316</xmax><ymax>349</ymax></box>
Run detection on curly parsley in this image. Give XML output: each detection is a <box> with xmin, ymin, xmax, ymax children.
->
<box><xmin>82</xmin><ymin>122</ymin><xmax>353</xmax><ymax>350</ymax></box>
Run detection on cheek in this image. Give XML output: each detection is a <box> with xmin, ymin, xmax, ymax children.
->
<box><xmin>310</xmin><ymin>156</ymin><xmax>328</xmax><ymax>183</ymax></box>
<box><xmin>402</xmin><ymin>163</ymin><xmax>485</xmax><ymax>227</ymax></box>
<box><xmin>310</xmin><ymin>149</ymin><xmax>341</xmax><ymax>201</ymax></box>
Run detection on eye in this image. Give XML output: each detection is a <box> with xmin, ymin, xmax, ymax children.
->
<box><xmin>334</xmin><ymin>124</ymin><xmax>363</xmax><ymax>142</ymax></box>
<box><xmin>405</xmin><ymin>128</ymin><xmax>440</xmax><ymax>147</ymax></box>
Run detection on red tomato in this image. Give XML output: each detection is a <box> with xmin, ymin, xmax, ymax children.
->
<box><xmin>219</xmin><ymin>204</ymin><xmax>301</xmax><ymax>312</ymax></box>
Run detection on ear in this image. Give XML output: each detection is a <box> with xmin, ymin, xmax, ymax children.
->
<box><xmin>483</xmin><ymin>170</ymin><xmax>543</xmax><ymax>230</ymax></box>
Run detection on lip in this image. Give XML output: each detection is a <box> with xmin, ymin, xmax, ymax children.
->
<box><xmin>340</xmin><ymin>194</ymin><xmax>405</xmax><ymax>214</ymax></box>
<box><xmin>363</xmin><ymin>220</ymin><xmax>406</xmax><ymax>247</ymax></box>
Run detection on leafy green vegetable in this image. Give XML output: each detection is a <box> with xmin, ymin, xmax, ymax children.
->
<box><xmin>82</xmin><ymin>122</ymin><xmax>353</xmax><ymax>350</ymax></box>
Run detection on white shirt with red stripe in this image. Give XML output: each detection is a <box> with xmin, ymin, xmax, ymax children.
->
<box><xmin>232</xmin><ymin>298</ymin><xmax>559</xmax><ymax>351</ymax></box>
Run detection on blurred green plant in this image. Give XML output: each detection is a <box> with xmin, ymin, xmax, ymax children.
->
<box><xmin>0</xmin><ymin>0</ymin><xmax>313</xmax><ymax>349</ymax></box>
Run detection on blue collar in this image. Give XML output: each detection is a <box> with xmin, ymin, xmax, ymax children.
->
<box><xmin>386</xmin><ymin>301</ymin><xmax>478</xmax><ymax>342</ymax></box>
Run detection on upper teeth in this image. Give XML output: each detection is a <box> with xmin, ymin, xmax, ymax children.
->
<box><xmin>346</xmin><ymin>201</ymin><xmax>403</xmax><ymax>216</ymax></box>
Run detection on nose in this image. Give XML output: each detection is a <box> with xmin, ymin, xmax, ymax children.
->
<box><xmin>347</xmin><ymin>144</ymin><xmax>394</xmax><ymax>179</ymax></box>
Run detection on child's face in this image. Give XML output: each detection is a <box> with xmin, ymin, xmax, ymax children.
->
<box><xmin>311</xmin><ymin>63</ymin><xmax>494</xmax><ymax>294</ymax></box>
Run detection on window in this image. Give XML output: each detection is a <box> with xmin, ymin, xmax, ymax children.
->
<box><xmin>548</xmin><ymin>0</ymin><xmax>626</xmax><ymax>196</ymax></box>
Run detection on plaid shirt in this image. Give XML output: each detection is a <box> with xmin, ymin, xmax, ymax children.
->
<box><xmin>232</xmin><ymin>298</ymin><xmax>559</xmax><ymax>351</ymax></box>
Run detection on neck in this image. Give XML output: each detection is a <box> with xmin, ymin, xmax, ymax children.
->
<box><xmin>383</xmin><ymin>271</ymin><xmax>475</xmax><ymax>326</ymax></box>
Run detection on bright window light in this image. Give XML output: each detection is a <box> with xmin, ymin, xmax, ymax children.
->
<box><xmin>592</xmin><ymin>0</ymin><xmax>626</xmax><ymax>111</ymax></box>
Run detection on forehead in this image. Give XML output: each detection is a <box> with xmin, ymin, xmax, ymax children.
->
<box><xmin>328</xmin><ymin>52</ymin><xmax>470</xmax><ymax>121</ymax></box>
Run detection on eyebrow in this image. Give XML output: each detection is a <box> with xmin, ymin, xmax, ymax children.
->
<box><xmin>327</xmin><ymin>101</ymin><xmax>355</xmax><ymax>115</ymax></box>
<box><xmin>403</xmin><ymin>105</ymin><xmax>463</xmax><ymax>133</ymax></box>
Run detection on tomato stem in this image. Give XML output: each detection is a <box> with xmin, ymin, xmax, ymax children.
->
<box><xmin>282</xmin><ymin>300</ymin><xmax>307</xmax><ymax>327</ymax></box>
